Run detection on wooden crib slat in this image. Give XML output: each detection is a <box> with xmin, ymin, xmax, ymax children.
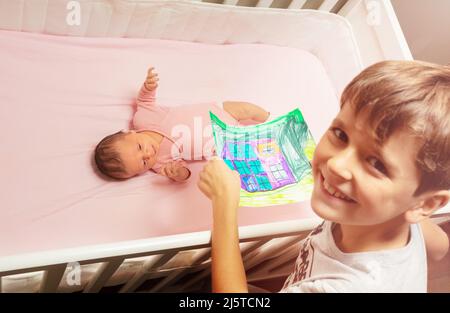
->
<box><xmin>119</xmin><ymin>252</ymin><xmax>178</xmax><ymax>293</ymax></box>
<box><xmin>40</xmin><ymin>264</ymin><xmax>67</xmax><ymax>293</ymax></box>
<box><xmin>336</xmin><ymin>0</ymin><xmax>360</xmax><ymax>16</ymax></box>
<box><xmin>151</xmin><ymin>268</ymin><xmax>185</xmax><ymax>292</ymax></box>
<box><xmin>318</xmin><ymin>0</ymin><xmax>340</xmax><ymax>11</ymax></box>
<box><xmin>178</xmin><ymin>266</ymin><xmax>210</xmax><ymax>291</ymax></box>
<box><xmin>287</xmin><ymin>0</ymin><xmax>307</xmax><ymax>9</ymax></box>
<box><xmin>327</xmin><ymin>0</ymin><xmax>349</xmax><ymax>14</ymax></box>
<box><xmin>263</xmin><ymin>245</ymin><xmax>300</xmax><ymax>272</ymax></box>
<box><xmin>83</xmin><ymin>258</ymin><xmax>124</xmax><ymax>293</ymax></box>
<box><xmin>243</xmin><ymin>235</ymin><xmax>303</xmax><ymax>272</ymax></box>
<box><xmin>242</xmin><ymin>238</ymin><xmax>274</xmax><ymax>263</ymax></box>
<box><xmin>300</xmin><ymin>0</ymin><xmax>323</xmax><ymax>10</ymax></box>
<box><xmin>256</xmin><ymin>0</ymin><xmax>274</xmax><ymax>8</ymax></box>
<box><xmin>269</xmin><ymin>0</ymin><xmax>294</xmax><ymax>9</ymax></box>
<box><xmin>180</xmin><ymin>238</ymin><xmax>272</xmax><ymax>291</ymax></box>
<box><xmin>150</xmin><ymin>248</ymin><xmax>211</xmax><ymax>292</ymax></box>
<box><xmin>181</xmin><ymin>240</ymin><xmax>271</xmax><ymax>291</ymax></box>
<box><xmin>246</xmin><ymin>241</ymin><xmax>301</xmax><ymax>281</ymax></box>
<box><xmin>223</xmin><ymin>0</ymin><xmax>240</xmax><ymax>5</ymax></box>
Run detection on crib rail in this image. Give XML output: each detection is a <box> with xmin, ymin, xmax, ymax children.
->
<box><xmin>0</xmin><ymin>218</ymin><xmax>322</xmax><ymax>293</ymax></box>
<box><xmin>0</xmin><ymin>0</ymin><xmax>414</xmax><ymax>94</ymax></box>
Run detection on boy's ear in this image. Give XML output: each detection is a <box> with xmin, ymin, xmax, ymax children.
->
<box><xmin>405</xmin><ymin>190</ymin><xmax>450</xmax><ymax>223</ymax></box>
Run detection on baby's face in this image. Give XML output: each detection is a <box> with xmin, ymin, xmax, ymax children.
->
<box><xmin>311</xmin><ymin>102</ymin><xmax>423</xmax><ymax>226</ymax></box>
<box><xmin>115</xmin><ymin>131</ymin><xmax>160</xmax><ymax>178</ymax></box>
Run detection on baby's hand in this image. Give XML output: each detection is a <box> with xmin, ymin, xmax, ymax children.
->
<box><xmin>160</xmin><ymin>160</ymin><xmax>191</xmax><ymax>182</ymax></box>
<box><xmin>145</xmin><ymin>67</ymin><xmax>159</xmax><ymax>91</ymax></box>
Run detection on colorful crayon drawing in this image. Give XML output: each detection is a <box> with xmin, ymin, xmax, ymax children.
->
<box><xmin>210</xmin><ymin>108</ymin><xmax>316</xmax><ymax>207</ymax></box>
<box><xmin>223</xmin><ymin>139</ymin><xmax>296</xmax><ymax>192</ymax></box>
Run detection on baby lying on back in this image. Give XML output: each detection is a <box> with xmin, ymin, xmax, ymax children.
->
<box><xmin>94</xmin><ymin>67</ymin><xmax>270</xmax><ymax>181</ymax></box>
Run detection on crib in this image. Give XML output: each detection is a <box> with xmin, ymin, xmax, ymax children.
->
<box><xmin>0</xmin><ymin>0</ymin><xmax>448</xmax><ymax>293</ymax></box>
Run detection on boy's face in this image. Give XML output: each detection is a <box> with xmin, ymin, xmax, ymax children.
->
<box><xmin>311</xmin><ymin>103</ymin><xmax>423</xmax><ymax>226</ymax></box>
<box><xmin>115</xmin><ymin>131</ymin><xmax>160</xmax><ymax>178</ymax></box>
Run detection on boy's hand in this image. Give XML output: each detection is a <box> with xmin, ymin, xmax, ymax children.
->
<box><xmin>145</xmin><ymin>67</ymin><xmax>159</xmax><ymax>91</ymax></box>
<box><xmin>197</xmin><ymin>158</ymin><xmax>241</xmax><ymax>208</ymax></box>
<box><xmin>160</xmin><ymin>160</ymin><xmax>190</xmax><ymax>182</ymax></box>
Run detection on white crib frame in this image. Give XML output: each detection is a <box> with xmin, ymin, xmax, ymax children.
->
<box><xmin>1</xmin><ymin>0</ymin><xmax>447</xmax><ymax>293</ymax></box>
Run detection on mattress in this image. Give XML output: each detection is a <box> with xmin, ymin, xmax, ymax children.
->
<box><xmin>0</xmin><ymin>29</ymin><xmax>340</xmax><ymax>257</ymax></box>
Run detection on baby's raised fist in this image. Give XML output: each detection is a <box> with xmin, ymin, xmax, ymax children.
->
<box><xmin>145</xmin><ymin>67</ymin><xmax>159</xmax><ymax>91</ymax></box>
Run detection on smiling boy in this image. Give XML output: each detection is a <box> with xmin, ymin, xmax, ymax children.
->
<box><xmin>197</xmin><ymin>60</ymin><xmax>450</xmax><ymax>292</ymax></box>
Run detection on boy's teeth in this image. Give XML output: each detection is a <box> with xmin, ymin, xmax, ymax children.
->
<box><xmin>323</xmin><ymin>179</ymin><xmax>352</xmax><ymax>201</ymax></box>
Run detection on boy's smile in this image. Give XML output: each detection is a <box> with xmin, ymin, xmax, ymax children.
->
<box><xmin>311</xmin><ymin>102</ymin><xmax>423</xmax><ymax>226</ymax></box>
<box><xmin>318</xmin><ymin>170</ymin><xmax>357</xmax><ymax>203</ymax></box>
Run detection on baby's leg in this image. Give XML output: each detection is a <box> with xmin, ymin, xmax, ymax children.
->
<box><xmin>223</xmin><ymin>101</ymin><xmax>270</xmax><ymax>123</ymax></box>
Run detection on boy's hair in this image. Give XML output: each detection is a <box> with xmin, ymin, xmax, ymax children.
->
<box><xmin>94</xmin><ymin>131</ymin><xmax>129</xmax><ymax>179</ymax></box>
<box><xmin>341</xmin><ymin>60</ymin><xmax>450</xmax><ymax>195</ymax></box>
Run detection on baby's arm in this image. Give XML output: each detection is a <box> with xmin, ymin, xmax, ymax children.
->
<box><xmin>159</xmin><ymin>160</ymin><xmax>191</xmax><ymax>182</ymax></box>
<box><xmin>136</xmin><ymin>67</ymin><xmax>159</xmax><ymax>108</ymax></box>
<box><xmin>420</xmin><ymin>218</ymin><xmax>449</xmax><ymax>261</ymax></box>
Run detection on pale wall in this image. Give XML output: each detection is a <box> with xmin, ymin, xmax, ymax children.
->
<box><xmin>391</xmin><ymin>0</ymin><xmax>450</xmax><ymax>65</ymax></box>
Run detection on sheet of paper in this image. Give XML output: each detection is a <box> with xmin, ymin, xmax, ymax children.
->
<box><xmin>211</xmin><ymin>108</ymin><xmax>316</xmax><ymax>207</ymax></box>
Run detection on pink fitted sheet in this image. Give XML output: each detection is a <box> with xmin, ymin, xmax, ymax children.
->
<box><xmin>0</xmin><ymin>30</ymin><xmax>339</xmax><ymax>257</ymax></box>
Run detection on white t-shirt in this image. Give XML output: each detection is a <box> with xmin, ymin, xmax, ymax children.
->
<box><xmin>280</xmin><ymin>221</ymin><xmax>427</xmax><ymax>293</ymax></box>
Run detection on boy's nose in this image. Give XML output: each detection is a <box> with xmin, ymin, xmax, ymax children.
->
<box><xmin>327</xmin><ymin>151</ymin><xmax>353</xmax><ymax>181</ymax></box>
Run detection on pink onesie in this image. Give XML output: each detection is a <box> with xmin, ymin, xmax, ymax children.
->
<box><xmin>132</xmin><ymin>85</ymin><xmax>239</xmax><ymax>174</ymax></box>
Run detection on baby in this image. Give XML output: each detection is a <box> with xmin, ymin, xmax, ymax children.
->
<box><xmin>94</xmin><ymin>68</ymin><xmax>269</xmax><ymax>181</ymax></box>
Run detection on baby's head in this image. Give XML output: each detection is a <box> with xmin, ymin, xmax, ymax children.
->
<box><xmin>95</xmin><ymin>130</ymin><xmax>159</xmax><ymax>179</ymax></box>
<box><xmin>311</xmin><ymin>60</ymin><xmax>450</xmax><ymax>226</ymax></box>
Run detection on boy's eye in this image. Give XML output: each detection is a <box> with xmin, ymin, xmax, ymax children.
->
<box><xmin>331</xmin><ymin>127</ymin><xmax>348</xmax><ymax>143</ymax></box>
<box><xmin>138</xmin><ymin>144</ymin><xmax>142</xmax><ymax>150</ymax></box>
<box><xmin>368</xmin><ymin>157</ymin><xmax>388</xmax><ymax>175</ymax></box>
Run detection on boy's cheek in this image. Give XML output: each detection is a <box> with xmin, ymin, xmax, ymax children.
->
<box><xmin>311</xmin><ymin>157</ymin><xmax>321</xmax><ymax>177</ymax></box>
<box><xmin>311</xmin><ymin>138</ymin><xmax>329</xmax><ymax>167</ymax></box>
